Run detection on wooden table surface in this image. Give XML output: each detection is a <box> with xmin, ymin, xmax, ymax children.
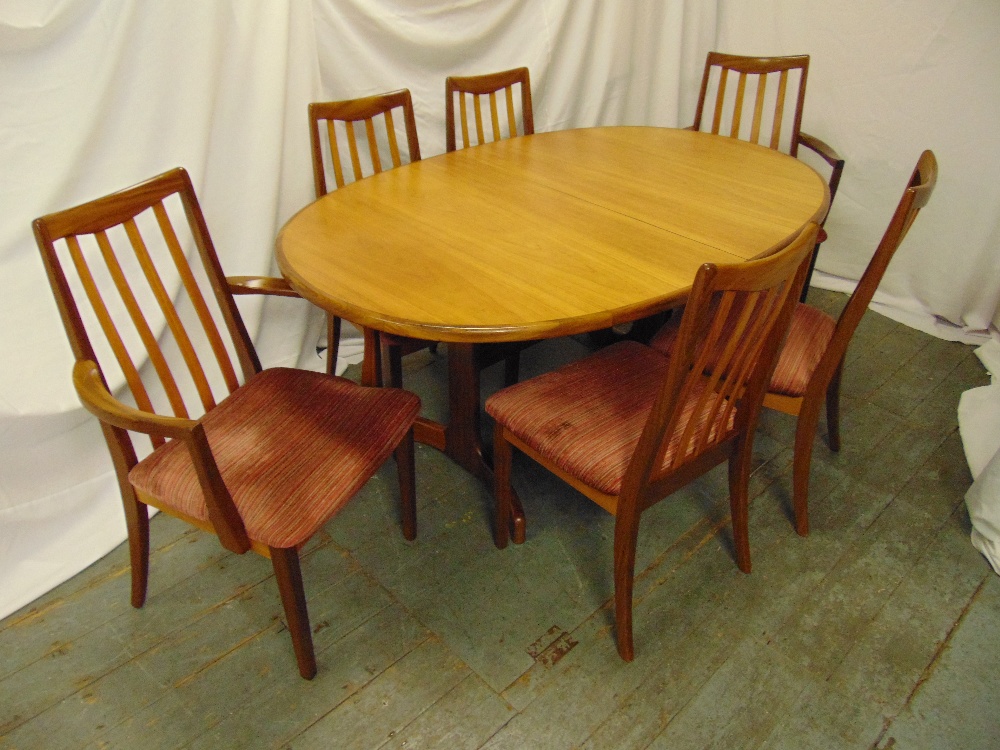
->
<box><xmin>276</xmin><ymin>127</ymin><xmax>830</xmax><ymax>344</ymax></box>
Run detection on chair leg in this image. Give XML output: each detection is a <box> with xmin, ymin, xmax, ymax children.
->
<box><xmin>270</xmin><ymin>547</ymin><xmax>316</xmax><ymax>680</ymax></box>
<box><xmin>826</xmin><ymin>360</ymin><xmax>844</xmax><ymax>452</ymax></box>
<box><xmin>792</xmin><ymin>398</ymin><xmax>823</xmax><ymax>537</ymax></box>
<box><xmin>503</xmin><ymin>352</ymin><xmax>520</xmax><ymax>387</ymax></box>
<box><xmin>325</xmin><ymin>314</ymin><xmax>341</xmax><ymax>376</ymax></box>
<box><xmin>361</xmin><ymin>328</ymin><xmax>383</xmax><ymax>387</ymax></box>
<box><xmin>395</xmin><ymin>430</ymin><xmax>417</xmax><ymax>541</ymax></box>
<box><xmin>799</xmin><ymin>241</ymin><xmax>821</xmax><ymax>303</ymax></box>
<box><xmin>612</xmin><ymin>509</ymin><xmax>641</xmax><ymax>661</ymax></box>
<box><xmin>728</xmin><ymin>442</ymin><xmax>753</xmax><ymax>574</ymax></box>
<box><xmin>492</xmin><ymin>422</ymin><xmax>513</xmax><ymax>549</ymax></box>
<box><xmin>387</xmin><ymin>343</ymin><xmax>404</xmax><ymax>390</ymax></box>
<box><xmin>123</xmin><ymin>493</ymin><xmax>150</xmax><ymax>608</ymax></box>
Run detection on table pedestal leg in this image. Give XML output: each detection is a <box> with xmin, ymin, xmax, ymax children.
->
<box><xmin>410</xmin><ymin>343</ymin><xmax>526</xmax><ymax>543</ymax></box>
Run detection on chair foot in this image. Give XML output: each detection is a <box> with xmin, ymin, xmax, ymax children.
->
<box><xmin>395</xmin><ymin>430</ymin><xmax>417</xmax><ymax>541</ymax></box>
<box><xmin>492</xmin><ymin>423</ymin><xmax>512</xmax><ymax>549</ymax></box>
<box><xmin>729</xmin><ymin>449</ymin><xmax>753</xmax><ymax>573</ymax></box>
<box><xmin>792</xmin><ymin>403</ymin><xmax>822</xmax><ymax>537</ymax></box>
<box><xmin>270</xmin><ymin>547</ymin><xmax>316</xmax><ymax>680</ymax></box>
<box><xmin>613</xmin><ymin>512</ymin><xmax>640</xmax><ymax>662</ymax></box>
<box><xmin>124</xmin><ymin>495</ymin><xmax>150</xmax><ymax>608</ymax></box>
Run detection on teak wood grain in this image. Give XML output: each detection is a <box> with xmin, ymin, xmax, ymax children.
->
<box><xmin>277</xmin><ymin>127</ymin><xmax>829</xmax><ymax>344</ymax></box>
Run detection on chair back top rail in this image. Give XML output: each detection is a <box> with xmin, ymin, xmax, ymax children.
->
<box><xmin>309</xmin><ymin>89</ymin><xmax>421</xmax><ymax>197</ymax></box>
<box><xmin>446</xmin><ymin>67</ymin><xmax>534</xmax><ymax>152</ymax></box>
<box><xmin>693</xmin><ymin>52</ymin><xmax>809</xmax><ymax>156</ymax></box>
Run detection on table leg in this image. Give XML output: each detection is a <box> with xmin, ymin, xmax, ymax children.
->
<box><xmin>411</xmin><ymin>343</ymin><xmax>526</xmax><ymax>543</ymax></box>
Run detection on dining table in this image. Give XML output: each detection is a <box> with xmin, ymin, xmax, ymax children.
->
<box><xmin>276</xmin><ymin>126</ymin><xmax>830</xmax><ymax>542</ymax></box>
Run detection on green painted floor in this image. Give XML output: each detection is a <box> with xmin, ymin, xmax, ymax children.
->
<box><xmin>2</xmin><ymin>289</ymin><xmax>998</xmax><ymax>749</ymax></box>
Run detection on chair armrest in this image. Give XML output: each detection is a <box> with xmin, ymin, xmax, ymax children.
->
<box><xmin>798</xmin><ymin>132</ymin><xmax>843</xmax><ymax>168</ymax></box>
<box><xmin>74</xmin><ymin>359</ymin><xmax>252</xmax><ymax>553</ymax></box>
<box><xmin>73</xmin><ymin>360</ymin><xmax>196</xmax><ymax>439</ymax></box>
<box><xmin>798</xmin><ymin>131</ymin><xmax>846</xmax><ymax>212</ymax></box>
<box><xmin>227</xmin><ymin>275</ymin><xmax>301</xmax><ymax>298</ymax></box>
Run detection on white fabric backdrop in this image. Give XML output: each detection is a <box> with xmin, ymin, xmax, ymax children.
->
<box><xmin>716</xmin><ymin>0</ymin><xmax>1000</xmax><ymax>343</ymax></box>
<box><xmin>3</xmin><ymin>0</ymin><xmax>999</xmax><ymax>619</ymax></box>
<box><xmin>0</xmin><ymin>0</ymin><xmax>323</xmax><ymax>620</ymax></box>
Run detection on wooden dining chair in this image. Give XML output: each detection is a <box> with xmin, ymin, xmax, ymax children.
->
<box><xmin>309</xmin><ymin>89</ymin><xmax>431</xmax><ymax>387</ymax></box>
<box><xmin>692</xmin><ymin>52</ymin><xmax>845</xmax><ymax>301</ymax></box>
<box><xmin>762</xmin><ymin>150</ymin><xmax>938</xmax><ymax>533</ymax></box>
<box><xmin>445</xmin><ymin>66</ymin><xmax>534</xmax><ymax>153</ymax></box>
<box><xmin>652</xmin><ymin>151</ymin><xmax>938</xmax><ymax>537</ymax></box>
<box><xmin>32</xmin><ymin>167</ymin><xmax>421</xmax><ymax>679</ymax></box>
<box><xmin>487</xmin><ymin>223</ymin><xmax>818</xmax><ymax>661</ymax></box>
<box><xmin>445</xmin><ymin>67</ymin><xmax>537</xmax><ymax>384</ymax></box>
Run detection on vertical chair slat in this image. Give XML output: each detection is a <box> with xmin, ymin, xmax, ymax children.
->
<box><xmin>473</xmin><ymin>94</ymin><xmax>486</xmax><ymax>145</ymax></box>
<box><xmin>731</xmin><ymin>72</ymin><xmax>747</xmax><ymax>139</ymax></box>
<box><xmin>65</xmin><ymin>235</ymin><xmax>164</xmax><ymax>448</ymax></box>
<box><xmin>345</xmin><ymin>121</ymin><xmax>363</xmax><ymax>182</ymax></box>
<box><xmin>364</xmin><ymin>117</ymin><xmax>381</xmax><ymax>175</ymax></box>
<box><xmin>771</xmin><ymin>70</ymin><xmax>788</xmax><ymax>150</ymax></box>
<box><xmin>93</xmin><ymin>229</ymin><xmax>188</xmax><ymax>419</ymax></box>
<box><xmin>384</xmin><ymin>108</ymin><xmax>402</xmax><ymax>168</ymax></box>
<box><xmin>750</xmin><ymin>75</ymin><xmax>767</xmax><ymax>145</ymax></box>
<box><xmin>153</xmin><ymin>202</ymin><xmax>240</xmax><ymax>396</ymax></box>
<box><xmin>327</xmin><ymin>120</ymin><xmax>346</xmax><ymax>189</ymax></box>
<box><xmin>459</xmin><ymin>93</ymin><xmax>471</xmax><ymax>148</ymax></box>
<box><xmin>712</xmin><ymin>69</ymin><xmax>728</xmax><ymax>135</ymax></box>
<box><xmin>697</xmin><ymin>292</ymin><xmax>747</xmax><ymax>455</ymax></box>
<box><xmin>505</xmin><ymin>86</ymin><xmax>516</xmax><ymax>138</ymax></box>
<box><xmin>123</xmin><ymin>217</ymin><xmax>217</xmax><ymax>413</ymax></box>
<box><xmin>670</xmin><ymin>293</ymin><xmax>735</xmax><ymax>466</ymax></box>
<box><xmin>712</xmin><ymin>292</ymin><xmax>766</xmax><ymax>444</ymax></box>
<box><xmin>488</xmin><ymin>91</ymin><xmax>500</xmax><ymax>142</ymax></box>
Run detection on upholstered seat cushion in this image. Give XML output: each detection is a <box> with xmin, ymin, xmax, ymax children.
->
<box><xmin>129</xmin><ymin>368</ymin><xmax>420</xmax><ymax>549</ymax></box>
<box><xmin>650</xmin><ymin>302</ymin><xmax>836</xmax><ymax>399</ymax></box>
<box><xmin>769</xmin><ymin>303</ymin><xmax>836</xmax><ymax>396</ymax></box>
<box><xmin>485</xmin><ymin>341</ymin><xmax>736</xmax><ymax>496</ymax></box>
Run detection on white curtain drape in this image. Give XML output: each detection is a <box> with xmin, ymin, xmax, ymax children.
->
<box><xmin>3</xmin><ymin>0</ymin><xmax>998</xmax><ymax>619</ymax></box>
<box><xmin>716</xmin><ymin>0</ymin><xmax>1000</xmax><ymax>343</ymax></box>
<box><xmin>0</xmin><ymin>0</ymin><xmax>322</xmax><ymax>620</ymax></box>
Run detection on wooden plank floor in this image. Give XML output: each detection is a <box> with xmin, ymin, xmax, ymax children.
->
<box><xmin>2</xmin><ymin>289</ymin><xmax>998</xmax><ymax>749</ymax></box>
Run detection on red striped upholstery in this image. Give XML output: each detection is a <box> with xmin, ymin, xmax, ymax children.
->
<box><xmin>650</xmin><ymin>302</ymin><xmax>836</xmax><ymax>399</ymax></box>
<box><xmin>769</xmin><ymin>303</ymin><xmax>836</xmax><ymax>396</ymax></box>
<box><xmin>129</xmin><ymin>368</ymin><xmax>420</xmax><ymax>549</ymax></box>
<box><xmin>485</xmin><ymin>341</ymin><xmax>736</xmax><ymax>496</ymax></box>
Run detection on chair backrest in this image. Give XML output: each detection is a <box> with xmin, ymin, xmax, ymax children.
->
<box><xmin>32</xmin><ymin>167</ymin><xmax>259</xmax><ymax>449</ymax></box>
<box><xmin>692</xmin><ymin>52</ymin><xmax>809</xmax><ymax>156</ymax></box>
<box><xmin>445</xmin><ymin>67</ymin><xmax>534</xmax><ymax>152</ymax></box>
<box><xmin>623</xmin><ymin>223</ymin><xmax>818</xmax><ymax>497</ymax></box>
<box><xmin>818</xmin><ymin>150</ymin><xmax>938</xmax><ymax>377</ymax></box>
<box><xmin>308</xmin><ymin>89</ymin><xmax>422</xmax><ymax>198</ymax></box>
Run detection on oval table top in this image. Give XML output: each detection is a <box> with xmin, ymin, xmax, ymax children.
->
<box><xmin>276</xmin><ymin>126</ymin><xmax>829</xmax><ymax>343</ymax></box>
